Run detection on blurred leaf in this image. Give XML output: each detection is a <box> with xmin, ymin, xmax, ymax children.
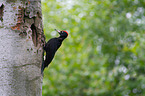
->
<box><xmin>42</xmin><ymin>0</ymin><xmax>145</xmax><ymax>96</ymax></box>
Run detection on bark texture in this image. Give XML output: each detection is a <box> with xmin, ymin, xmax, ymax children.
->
<box><xmin>0</xmin><ymin>0</ymin><xmax>44</xmax><ymax>96</ymax></box>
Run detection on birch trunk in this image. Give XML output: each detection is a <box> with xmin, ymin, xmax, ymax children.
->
<box><xmin>0</xmin><ymin>0</ymin><xmax>44</xmax><ymax>96</ymax></box>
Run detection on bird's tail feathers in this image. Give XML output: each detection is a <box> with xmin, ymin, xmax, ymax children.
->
<box><xmin>41</xmin><ymin>61</ymin><xmax>45</xmax><ymax>74</ymax></box>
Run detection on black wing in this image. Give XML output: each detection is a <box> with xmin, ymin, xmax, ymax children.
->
<box><xmin>45</xmin><ymin>38</ymin><xmax>58</xmax><ymax>64</ymax></box>
<box><xmin>41</xmin><ymin>38</ymin><xmax>61</xmax><ymax>73</ymax></box>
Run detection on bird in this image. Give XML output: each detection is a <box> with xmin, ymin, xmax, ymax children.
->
<box><xmin>41</xmin><ymin>29</ymin><xmax>68</xmax><ymax>73</ymax></box>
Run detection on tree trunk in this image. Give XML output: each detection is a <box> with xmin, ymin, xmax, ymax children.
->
<box><xmin>0</xmin><ymin>0</ymin><xmax>44</xmax><ymax>96</ymax></box>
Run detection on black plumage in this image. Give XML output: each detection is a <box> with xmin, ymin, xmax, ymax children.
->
<box><xmin>41</xmin><ymin>30</ymin><xmax>68</xmax><ymax>73</ymax></box>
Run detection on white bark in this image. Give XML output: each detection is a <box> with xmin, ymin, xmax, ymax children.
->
<box><xmin>0</xmin><ymin>0</ymin><xmax>44</xmax><ymax>96</ymax></box>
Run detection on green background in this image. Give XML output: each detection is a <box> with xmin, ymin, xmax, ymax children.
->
<box><xmin>42</xmin><ymin>0</ymin><xmax>145</xmax><ymax>96</ymax></box>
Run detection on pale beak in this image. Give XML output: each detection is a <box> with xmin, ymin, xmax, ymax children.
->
<box><xmin>54</xmin><ymin>29</ymin><xmax>61</xmax><ymax>33</ymax></box>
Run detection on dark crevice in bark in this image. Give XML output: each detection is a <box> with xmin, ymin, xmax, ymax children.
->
<box><xmin>28</xmin><ymin>76</ymin><xmax>41</xmax><ymax>82</ymax></box>
<box><xmin>1</xmin><ymin>63</ymin><xmax>40</xmax><ymax>69</ymax></box>
<box><xmin>0</xmin><ymin>4</ymin><xmax>4</xmax><ymax>22</ymax></box>
<box><xmin>31</xmin><ymin>23</ymin><xmax>38</xmax><ymax>47</ymax></box>
<box><xmin>23</xmin><ymin>15</ymin><xmax>26</xmax><ymax>23</ymax></box>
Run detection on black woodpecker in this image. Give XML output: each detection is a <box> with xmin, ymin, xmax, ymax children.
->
<box><xmin>41</xmin><ymin>29</ymin><xmax>68</xmax><ymax>73</ymax></box>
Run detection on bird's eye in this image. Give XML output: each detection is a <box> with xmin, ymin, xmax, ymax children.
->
<box><xmin>61</xmin><ymin>31</ymin><xmax>63</xmax><ymax>33</ymax></box>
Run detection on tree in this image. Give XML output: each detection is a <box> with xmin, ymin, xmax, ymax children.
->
<box><xmin>0</xmin><ymin>0</ymin><xmax>44</xmax><ymax>95</ymax></box>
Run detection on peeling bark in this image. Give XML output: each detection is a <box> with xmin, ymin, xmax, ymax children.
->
<box><xmin>10</xmin><ymin>0</ymin><xmax>45</xmax><ymax>48</ymax></box>
<box><xmin>0</xmin><ymin>0</ymin><xmax>44</xmax><ymax>95</ymax></box>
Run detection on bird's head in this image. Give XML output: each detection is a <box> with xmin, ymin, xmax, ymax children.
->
<box><xmin>55</xmin><ymin>29</ymin><xmax>68</xmax><ymax>38</ymax></box>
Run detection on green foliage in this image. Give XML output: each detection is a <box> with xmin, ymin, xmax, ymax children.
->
<box><xmin>42</xmin><ymin>0</ymin><xmax>145</xmax><ymax>96</ymax></box>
